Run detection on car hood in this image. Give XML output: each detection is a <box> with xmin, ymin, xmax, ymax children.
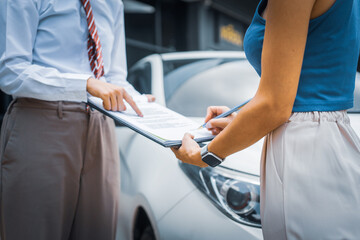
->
<box><xmin>192</xmin><ymin>113</ymin><xmax>360</xmax><ymax>177</ymax></box>
<box><xmin>191</xmin><ymin>118</ymin><xmax>262</xmax><ymax>176</ymax></box>
<box><xmin>220</xmin><ymin>139</ymin><xmax>263</xmax><ymax>176</ymax></box>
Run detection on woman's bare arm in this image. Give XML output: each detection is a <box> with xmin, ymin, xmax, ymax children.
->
<box><xmin>207</xmin><ymin>0</ymin><xmax>317</xmax><ymax>158</ymax></box>
<box><xmin>172</xmin><ymin>0</ymin><xmax>317</xmax><ymax>166</ymax></box>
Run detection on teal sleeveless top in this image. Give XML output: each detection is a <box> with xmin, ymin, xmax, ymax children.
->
<box><xmin>243</xmin><ymin>0</ymin><xmax>360</xmax><ymax>112</ymax></box>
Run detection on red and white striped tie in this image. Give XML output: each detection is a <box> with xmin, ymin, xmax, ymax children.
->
<box><xmin>80</xmin><ymin>0</ymin><xmax>105</xmax><ymax>79</ymax></box>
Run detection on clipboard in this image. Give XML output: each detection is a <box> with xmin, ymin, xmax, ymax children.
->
<box><xmin>88</xmin><ymin>96</ymin><xmax>214</xmax><ymax>147</ymax></box>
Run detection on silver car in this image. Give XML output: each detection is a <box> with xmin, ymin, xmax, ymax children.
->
<box><xmin>116</xmin><ymin>51</ymin><xmax>360</xmax><ymax>240</ymax></box>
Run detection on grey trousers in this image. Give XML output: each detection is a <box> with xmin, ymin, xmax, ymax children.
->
<box><xmin>0</xmin><ymin>98</ymin><xmax>120</xmax><ymax>240</ymax></box>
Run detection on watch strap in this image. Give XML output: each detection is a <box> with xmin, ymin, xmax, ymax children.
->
<box><xmin>201</xmin><ymin>145</ymin><xmax>224</xmax><ymax>167</ymax></box>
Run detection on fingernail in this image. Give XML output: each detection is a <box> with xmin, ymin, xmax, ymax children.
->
<box><xmin>205</xmin><ymin>122</ymin><xmax>212</xmax><ymax>129</ymax></box>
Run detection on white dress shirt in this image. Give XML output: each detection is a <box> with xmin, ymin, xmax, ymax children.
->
<box><xmin>0</xmin><ymin>0</ymin><xmax>139</xmax><ymax>102</ymax></box>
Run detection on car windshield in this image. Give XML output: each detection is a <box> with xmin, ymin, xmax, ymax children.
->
<box><xmin>163</xmin><ymin>59</ymin><xmax>360</xmax><ymax>116</ymax></box>
<box><xmin>163</xmin><ymin>58</ymin><xmax>260</xmax><ymax>117</ymax></box>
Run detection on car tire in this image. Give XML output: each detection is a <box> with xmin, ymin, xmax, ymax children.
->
<box><xmin>140</xmin><ymin>225</ymin><xmax>156</xmax><ymax>240</ymax></box>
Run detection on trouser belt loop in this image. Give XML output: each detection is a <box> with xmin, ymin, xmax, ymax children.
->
<box><xmin>86</xmin><ymin>103</ymin><xmax>95</xmax><ymax>115</ymax></box>
<box><xmin>57</xmin><ymin>101</ymin><xmax>63</xmax><ymax>119</ymax></box>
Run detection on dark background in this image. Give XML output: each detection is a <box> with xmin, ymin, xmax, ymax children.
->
<box><xmin>123</xmin><ymin>0</ymin><xmax>259</xmax><ymax>66</ymax></box>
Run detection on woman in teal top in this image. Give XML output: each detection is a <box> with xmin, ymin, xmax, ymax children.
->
<box><xmin>172</xmin><ymin>0</ymin><xmax>360</xmax><ymax>239</ymax></box>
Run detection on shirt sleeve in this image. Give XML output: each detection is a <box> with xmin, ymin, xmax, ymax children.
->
<box><xmin>105</xmin><ymin>1</ymin><xmax>141</xmax><ymax>97</ymax></box>
<box><xmin>0</xmin><ymin>0</ymin><xmax>90</xmax><ymax>102</ymax></box>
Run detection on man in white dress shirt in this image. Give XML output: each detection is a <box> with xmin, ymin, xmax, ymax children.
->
<box><xmin>0</xmin><ymin>0</ymin><xmax>152</xmax><ymax>239</ymax></box>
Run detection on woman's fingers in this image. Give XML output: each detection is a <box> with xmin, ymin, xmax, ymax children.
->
<box><xmin>211</xmin><ymin>127</ymin><xmax>221</xmax><ymax>135</ymax></box>
<box><xmin>170</xmin><ymin>134</ymin><xmax>193</xmax><ymax>159</ymax></box>
<box><xmin>204</xmin><ymin>106</ymin><xmax>217</xmax><ymax>123</ymax></box>
<box><xmin>183</xmin><ymin>132</ymin><xmax>195</xmax><ymax>142</ymax></box>
<box><xmin>170</xmin><ymin>133</ymin><xmax>208</xmax><ymax>167</ymax></box>
<box><xmin>204</xmin><ymin>106</ymin><xmax>230</xmax><ymax>123</ymax></box>
<box><xmin>207</xmin><ymin>118</ymin><xmax>231</xmax><ymax>130</ymax></box>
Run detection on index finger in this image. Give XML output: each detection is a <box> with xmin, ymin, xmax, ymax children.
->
<box><xmin>204</xmin><ymin>106</ymin><xmax>216</xmax><ymax>123</ymax></box>
<box><xmin>204</xmin><ymin>106</ymin><xmax>226</xmax><ymax>123</ymax></box>
<box><xmin>123</xmin><ymin>91</ymin><xmax>143</xmax><ymax>117</ymax></box>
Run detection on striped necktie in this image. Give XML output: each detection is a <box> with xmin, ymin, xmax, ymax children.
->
<box><xmin>80</xmin><ymin>0</ymin><xmax>105</xmax><ymax>79</ymax></box>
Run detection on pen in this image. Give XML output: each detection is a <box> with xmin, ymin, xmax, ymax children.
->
<box><xmin>199</xmin><ymin>99</ymin><xmax>251</xmax><ymax>129</ymax></box>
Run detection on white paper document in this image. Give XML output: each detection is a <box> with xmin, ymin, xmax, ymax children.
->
<box><xmin>88</xmin><ymin>96</ymin><xmax>214</xmax><ymax>147</ymax></box>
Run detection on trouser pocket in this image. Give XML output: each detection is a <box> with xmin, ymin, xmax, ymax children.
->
<box><xmin>0</xmin><ymin>100</ymin><xmax>18</xmax><ymax>159</ymax></box>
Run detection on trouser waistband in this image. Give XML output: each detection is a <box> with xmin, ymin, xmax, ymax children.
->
<box><xmin>288</xmin><ymin>110</ymin><xmax>350</xmax><ymax>123</ymax></box>
<box><xmin>8</xmin><ymin>98</ymin><xmax>91</xmax><ymax>119</ymax></box>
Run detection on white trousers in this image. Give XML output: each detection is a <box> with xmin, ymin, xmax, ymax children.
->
<box><xmin>260</xmin><ymin>111</ymin><xmax>360</xmax><ymax>240</ymax></box>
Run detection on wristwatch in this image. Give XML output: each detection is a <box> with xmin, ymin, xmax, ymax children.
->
<box><xmin>201</xmin><ymin>145</ymin><xmax>224</xmax><ymax>167</ymax></box>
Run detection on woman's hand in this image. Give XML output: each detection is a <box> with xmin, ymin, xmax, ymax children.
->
<box><xmin>87</xmin><ymin>77</ymin><xmax>143</xmax><ymax>117</ymax></box>
<box><xmin>204</xmin><ymin>106</ymin><xmax>236</xmax><ymax>135</ymax></box>
<box><xmin>171</xmin><ymin>133</ymin><xmax>208</xmax><ymax>168</ymax></box>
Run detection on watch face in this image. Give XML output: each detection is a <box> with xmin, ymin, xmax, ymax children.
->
<box><xmin>202</xmin><ymin>154</ymin><xmax>222</xmax><ymax>167</ymax></box>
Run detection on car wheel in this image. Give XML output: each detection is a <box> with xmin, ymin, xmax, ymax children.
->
<box><xmin>140</xmin><ymin>225</ymin><xmax>155</xmax><ymax>240</ymax></box>
<box><xmin>134</xmin><ymin>208</ymin><xmax>156</xmax><ymax>240</ymax></box>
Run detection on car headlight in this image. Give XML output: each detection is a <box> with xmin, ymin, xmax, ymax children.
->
<box><xmin>179</xmin><ymin>162</ymin><xmax>261</xmax><ymax>228</ymax></box>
